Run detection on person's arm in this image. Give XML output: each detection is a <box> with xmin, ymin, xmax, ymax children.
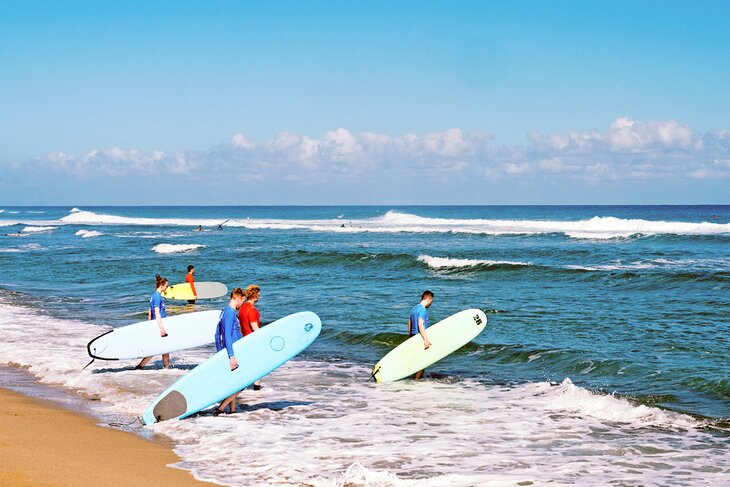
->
<box><xmin>250</xmin><ymin>308</ymin><xmax>260</xmax><ymax>332</ymax></box>
<box><xmin>224</xmin><ymin>316</ymin><xmax>238</xmax><ymax>369</ymax></box>
<box><xmin>155</xmin><ymin>307</ymin><xmax>167</xmax><ymax>336</ymax></box>
<box><xmin>186</xmin><ymin>275</ymin><xmax>197</xmax><ymax>297</ymax></box>
<box><xmin>418</xmin><ymin>317</ymin><xmax>431</xmax><ymax>349</ymax></box>
<box><xmin>408</xmin><ymin>316</ymin><xmax>412</xmax><ymax>335</ymax></box>
<box><xmin>190</xmin><ymin>278</ymin><xmax>197</xmax><ymax>297</ymax></box>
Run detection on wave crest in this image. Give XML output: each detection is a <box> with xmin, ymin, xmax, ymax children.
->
<box><xmin>57</xmin><ymin>209</ymin><xmax>730</xmax><ymax>240</ymax></box>
<box><xmin>152</xmin><ymin>243</ymin><xmax>206</xmax><ymax>254</ymax></box>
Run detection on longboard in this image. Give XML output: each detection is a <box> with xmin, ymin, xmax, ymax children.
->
<box><xmin>162</xmin><ymin>282</ymin><xmax>228</xmax><ymax>301</ymax></box>
<box><xmin>371</xmin><ymin>308</ymin><xmax>487</xmax><ymax>382</ymax></box>
<box><xmin>141</xmin><ymin>311</ymin><xmax>321</xmax><ymax>424</ymax></box>
<box><xmin>87</xmin><ymin>310</ymin><xmax>222</xmax><ymax>360</ymax></box>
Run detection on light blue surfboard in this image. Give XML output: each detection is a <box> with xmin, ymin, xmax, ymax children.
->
<box><xmin>141</xmin><ymin>311</ymin><xmax>321</xmax><ymax>424</ymax></box>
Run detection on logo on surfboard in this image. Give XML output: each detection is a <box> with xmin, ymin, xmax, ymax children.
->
<box><xmin>473</xmin><ymin>314</ymin><xmax>483</xmax><ymax>326</ymax></box>
<box><xmin>304</xmin><ymin>323</ymin><xmax>314</xmax><ymax>332</ymax></box>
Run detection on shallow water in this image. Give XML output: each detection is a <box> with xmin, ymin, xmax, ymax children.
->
<box><xmin>1</xmin><ymin>205</ymin><xmax>728</xmax><ymax>485</ymax></box>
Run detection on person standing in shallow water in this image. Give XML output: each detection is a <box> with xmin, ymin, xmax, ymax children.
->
<box><xmin>409</xmin><ymin>290</ymin><xmax>434</xmax><ymax>380</ymax></box>
<box><xmin>239</xmin><ymin>284</ymin><xmax>263</xmax><ymax>390</ymax></box>
<box><xmin>214</xmin><ymin>288</ymin><xmax>246</xmax><ymax>414</ymax></box>
<box><xmin>185</xmin><ymin>264</ymin><xmax>197</xmax><ymax>304</ymax></box>
<box><xmin>136</xmin><ymin>275</ymin><xmax>171</xmax><ymax>369</ymax></box>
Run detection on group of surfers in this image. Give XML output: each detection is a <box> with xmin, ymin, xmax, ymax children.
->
<box><xmin>134</xmin><ymin>265</ymin><xmax>436</xmax><ymax>414</ymax></box>
<box><xmin>134</xmin><ymin>265</ymin><xmax>263</xmax><ymax>413</ymax></box>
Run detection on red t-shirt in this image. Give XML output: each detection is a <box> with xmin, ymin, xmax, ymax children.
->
<box><xmin>185</xmin><ymin>273</ymin><xmax>197</xmax><ymax>296</ymax></box>
<box><xmin>238</xmin><ymin>302</ymin><xmax>260</xmax><ymax>336</ymax></box>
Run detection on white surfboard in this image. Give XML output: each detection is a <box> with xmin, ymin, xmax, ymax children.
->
<box><xmin>141</xmin><ymin>311</ymin><xmax>321</xmax><ymax>424</ymax></box>
<box><xmin>371</xmin><ymin>308</ymin><xmax>487</xmax><ymax>382</ymax></box>
<box><xmin>162</xmin><ymin>282</ymin><xmax>228</xmax><ymax>301</ymax></box>
<box><xmin>87</xmin><ymin>310</ymin><xmax>222</xmax><ymax>360</ymax></box>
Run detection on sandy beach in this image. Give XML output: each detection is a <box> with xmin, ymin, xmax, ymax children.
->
<box><xmin>0</xmin><ymin>387</ymin><xmax>211</xmax><ymax>487</ymax></box>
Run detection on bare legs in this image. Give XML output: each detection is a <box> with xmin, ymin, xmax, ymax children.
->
<box><xmin>135</xmin><ymin>353</ymin><xmax>171</xmax><ymax>369</ymax></box>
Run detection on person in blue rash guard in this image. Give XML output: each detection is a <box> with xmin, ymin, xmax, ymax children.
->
<box><xmin>136</xmin><ymin>275</ymin><xmax>171</xmax><ymax>369</ymax></box>
<box><xmin>214</xmin><ymin>287</ymin><xmax>246</xmax><ymax>414</ymax></box>
<box><xmin>408</xmin><ymin>290</ymin><xmax>434</xmax><ymax>380</ymax></box>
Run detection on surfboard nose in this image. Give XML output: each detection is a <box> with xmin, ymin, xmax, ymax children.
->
<box><xmin>87</xmin><ymin>329</ymin><xmax>112</xmax><ymax>359</ymax></box>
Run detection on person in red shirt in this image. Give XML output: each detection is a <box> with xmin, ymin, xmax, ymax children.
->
<box><xmin>185</xmin><ymin>265</ymin><xmax>197</xmax><ymax>304</ymax></box>
<box><xmin>238</xmin><ymin>284</ymin><xmax>263</xmax><ymax>390</ymax></box>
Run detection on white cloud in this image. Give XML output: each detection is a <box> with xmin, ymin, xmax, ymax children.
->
<box><xmin>10</xmin><ymin>119</ymin><xmax>730</xmax><ymax>185</ymax></box>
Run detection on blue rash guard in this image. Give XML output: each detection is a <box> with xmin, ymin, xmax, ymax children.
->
<box><xmin>149</xmin><ymin>291</ymin><xmax>167</xmax><ymax>319</ymax></box>
<box><xmin>215</xmin><ymin>306</ymin><xmax>242</xmax><ymax>358</ymax></box>
<box><xmin>409</xmin><ymin>303</ymin><xmax>429</xmax><ymax>336</ymax></box>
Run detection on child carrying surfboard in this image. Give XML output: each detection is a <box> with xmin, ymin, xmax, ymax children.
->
<box><xmin>136</xmin><ymin>275</ymin><xmax>171</xmax><ymax>369</ymax></box>
<box><xmin>409</xmin><ymin>290</ymin><xmax>434</xmax><ymax>380</ymax></box>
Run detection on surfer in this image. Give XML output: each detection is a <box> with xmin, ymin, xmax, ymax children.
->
<box><xmin>136</xmin><ymin>275</ymin><xmax>171</xmax><ymax>369</ymax></box>
<box><xmin>185</xmin><ymin>265</ymin><xmax>197</xmax><ymax>304</ymax></box>
<box><xmin>409</xmin><ymin>290</ymin><xmax>434</xmax><ymax>380</ymax></box>
<box><xmin>197</xmin><ymin>225</ymin><xmax>203</xmax><ymax>231</ymax></box>
<box><xmin>239</xmin><ymin>284</ymin><xmax>263</xmax><ymax>390</ymax></box>
<box><xmin>214</xmin><ymin>287</ymin><xmax>246</xmax><ymax>414</ymax></box>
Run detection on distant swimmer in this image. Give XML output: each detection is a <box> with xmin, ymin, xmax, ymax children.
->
<box><xmin>214</xmin><ymin>287</ymin><xmax>246</xmax><ymax>414</ymax></box>
<box><xmin>409</xmin><ymin>290</ymin><xmax>434</xmax><ymax>380</ymax></box>
<box><xmin>136</xmin><ymin>275</ymin><xmax>171</xmax><ymax>369</ymax></box>
<box><xmin>197</xmin><ymin>225</ymin><xmax>203</xmax><ymax>232</ymax></box>
<box><xmin>186</xmin><ymin>264</ymin><xmax>197</xmax><ymax>304</ymax></box>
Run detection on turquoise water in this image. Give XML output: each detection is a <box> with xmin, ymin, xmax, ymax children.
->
<box><xmin>1</xmin><ymin>205</ymin><xmax>728</xmax><ymax>485</ymax></box>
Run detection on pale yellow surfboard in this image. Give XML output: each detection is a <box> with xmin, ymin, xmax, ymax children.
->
<box><xmin>371</xmin><ymin>308</ymin><xmax>487</xmax><ymax>382</ymax></box>
<box><xmin>162</xmin><ymin>282</ymin><xmax>228</xmax><ymax>301</ymax></box>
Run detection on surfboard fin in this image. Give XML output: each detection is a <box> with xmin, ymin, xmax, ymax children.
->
<box><xmin>81</xmin><ymin>358</ymin><xmax>95</xmax><ymax>371</ymax></box>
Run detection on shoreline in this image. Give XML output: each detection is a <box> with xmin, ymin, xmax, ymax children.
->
<box><xmin>0</xmin><ymin>387</ymin><xmax>213</xmax><ymax>486</ymax></box>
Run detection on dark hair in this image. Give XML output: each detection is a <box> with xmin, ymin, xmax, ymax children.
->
<box><xmin>187</xmin><ymin>265</ymin><xmax>195</xmax><ymax>272</ymax></box>
<box><xmin>421</xmin><ymin>290</ymin><xmax>434</xmax><ymax>300</ymax></box>
<box><xmin>231</xmin><ymin>287</ymin><xmax>244</xmax><ymax>299</ymax></box>
<box><xmin>155</xmin><ymin>274</ymin><xmax>168</xmax><ymax>288</ymax></box>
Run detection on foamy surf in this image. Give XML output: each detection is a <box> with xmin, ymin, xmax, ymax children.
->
<box><xmin>152</xmin><ymin>243</ymin><xmax>206</xmax><ymax>254</ymax></box>
<box><xmin>75</xmin><ymin>230</ymin><xmax>103</xmax><ymax>238</ymax></box>
<box><xmin>0</xmin><ymin>301</ymin><xmax>727</xmax><ymax>486</ymax></box>
<box><xmin>418</xmin><ymin>254</ymin><xmax>531</xmax><ymax>269</ymax></box>
<box><xmin>57</xmin><ymin>209</ymin><xmax>730</xmax><ymax>240</ymax></box>
<box><xmin>20</xmin><ymin>226</ymin><xmax>57</xmax><ymax>233</ymax></box>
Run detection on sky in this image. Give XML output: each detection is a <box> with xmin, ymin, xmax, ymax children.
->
<box><xmin>1</xmin><ymin>0</ymin><xmax>729</xmax><ymax>205</ymax></box>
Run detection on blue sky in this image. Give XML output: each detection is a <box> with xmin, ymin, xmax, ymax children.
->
<box><xmin>1</xmin><ymin>1</ymin><xmax>729</xmax><ymax>204</ymax></box>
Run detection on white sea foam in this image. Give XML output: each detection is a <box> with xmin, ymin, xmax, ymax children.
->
<box><xmin>418</xmin><ymin>254</ymin><xmax>531</xmax><ymax>269</ymax></box>
<box><xmin>21</xmin><ymin>226</ymin><xmax>57</xmax><ymax>233</ymax></box>
<box><xmin>0</xmin><ymin>244</ymin><xmax>44</xmax><ymax>253</ymax></box>
<box><xmin>75</xmin><ymin>229</ymin><xmax>103</xmax><ymax>238</ymax></box>
<box><xmin>152</xmin><ymin>243</ymin><xmax>206</xmax><ymax>254</ymax></box>
<box><xmin>567</xmin><ymin>257</ymin><xmax>730</xmax><ymax>272</ymax></box>
<box><xmin>0</xmin><ymin>302</ymin><xmax>727</xmax><ymax>486</ymax></box>
<box><xmin>69</xmin><ymin>207</ymin><xmax>82</xmax><ymax>213</ymax></box>
<box><xmin>58</xmin><ymin>209</ymin><xmax>730</xmax><ymax>240</ymax></box>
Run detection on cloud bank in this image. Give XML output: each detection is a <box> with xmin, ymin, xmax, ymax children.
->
<box><xmin>18</xmin><ymin>118</ymin><xmax>730</xmax><ymax>182</ymax></box>
<box><xmin>3</xmin><ymin>118</ymin><xmax>729</xmax><ymax>204</ymax></box>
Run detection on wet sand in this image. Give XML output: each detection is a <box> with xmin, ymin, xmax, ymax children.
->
<box><xmin>0</xmin><ymin>387</ymin><xmax>212</xmax><ymax>486</ymax></box>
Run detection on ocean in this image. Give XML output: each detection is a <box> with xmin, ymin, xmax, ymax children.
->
<box><xmin>0</xmin><ymin>205</ymin><xmax>728</xmax><ymax>485</ymax></box>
